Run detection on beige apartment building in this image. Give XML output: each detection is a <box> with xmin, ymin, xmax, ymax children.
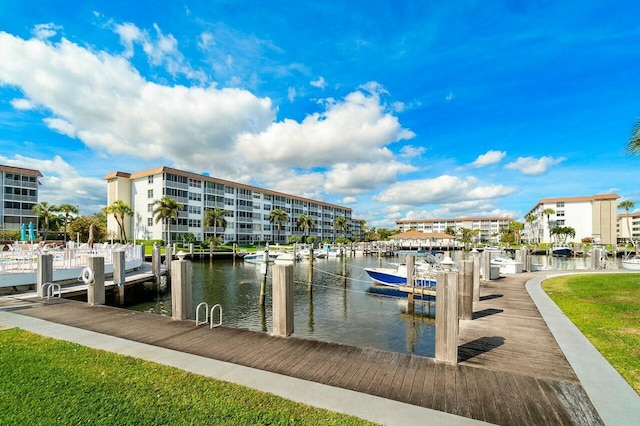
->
<box><xmin>524</xmin><ymin>194</ymin><xmax>619</xmax><ymax>244</ymax></box>
<box><xmin>395</xmin><ymin>217</ymin><xmax>513</xmax><ymax>244</ymax></box>
<box><xmin>104</xmin><ymin>166</ymin><xmax>353</xmax><ymax>245</ymax></box>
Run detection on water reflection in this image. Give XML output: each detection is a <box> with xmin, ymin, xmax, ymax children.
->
<box><xmin>128</xmin><ymin>256</ymin><xmax>438</xmax><ymax>357</ymax></box>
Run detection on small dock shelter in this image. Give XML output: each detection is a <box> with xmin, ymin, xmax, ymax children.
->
<box><xmin>389</xmin><ymin>230</ymin><xmax>456</xmax><ymax>250</ymax></box>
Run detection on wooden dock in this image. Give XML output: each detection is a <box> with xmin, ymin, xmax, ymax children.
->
<box><xmin>0</xmin><ymin>272</ymin><xmax>602</xmax><ymax>425</ymax></box>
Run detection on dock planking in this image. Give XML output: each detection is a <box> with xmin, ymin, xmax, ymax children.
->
<box><xmin>0</xmin><ymin>271</ymin><xmax>603</xmax><ymax>425</ymax></box>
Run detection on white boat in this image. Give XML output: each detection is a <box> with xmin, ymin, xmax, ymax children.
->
<box><xmin>551</xmin><ymin>243</ymin><xmax>572</xmax><ymax>257</ymax></box>
<box><xmin>621</xmin><ymin>255</ymin><xmax>640</xmax><ymax>270</ymax></box>
<box><xmin>491</xmin><ymin>257</ymin><xmax>523</xmax><ymax>274</ymax></box>
<box><xmin>274</xmin><ymin>251</ymin><xmax>302</xmax><ymax>262</ymax></box>
<box><xmin>243</xmin><ymin>251</ymin><xmax>278</xmax><ymax>263</ymax></box>
<box><xmin>298</xmin><ymin>248</ymin><xmax>327</xmax><ymax>259</ymax></box>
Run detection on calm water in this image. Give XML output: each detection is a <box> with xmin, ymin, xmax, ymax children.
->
<box><xmin>126</xmin><ymin>252</ymin><xmax>623</xmax><ymax>357</ymax></box>
<box><xmin>128</xmin><ymin>255</ymin><xmax>438</xmax><ymax>357</ymax></box>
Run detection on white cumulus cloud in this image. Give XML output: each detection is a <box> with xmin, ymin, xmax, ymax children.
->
<box><xmin>373</xmin><ymin>175</ymin><xmax>516</xmax><ymax>206</ymax></box>
<box><xmin>235</xmin><ymin>84</ymin><xmax>415</xmax><ymax>170</ymax></box>
<box><xmin>505</xmin><ymin>156</ymin><xmax>565</xmax><ymax>175</ymax></box>
<box><xmin>469</xmin><ymin>150</ymin><xmax>506</xmax><ymax>168</ymax></box>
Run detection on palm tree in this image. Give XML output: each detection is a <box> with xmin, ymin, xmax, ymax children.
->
<box><xmin>57</xmin><ymin>204</ymin><xmax>79</xmax><ymax>242</ymax></box>
<box><xmin>32</xmin><ymin>201</ymin><xmax>57</xmax><ymax>241</ymax></box>
<box><xmin>152</xmin><ymin>196</ymin><xmax>184</xmax><ymax>245</ymax></box>
<box><xmin>618</xmin><ymin>200</ymin><xmax>636</xmax><ymax>245</ymax></box>
<box><xmin>627</xmin><ymin>118</ymin><xmax>640</xmax><ymax>154</ymax></box>
<box><xmin>296</xmin><ymin>214</ymin><xmax>315</xmax><ymax>242</ymax></box>
<box><xmin>269</xmin><ymin>209</ymin><xmax>289</xmax><ymax>244</ymax></box>
<box><xmin>541</xmin><ymin>208</ymin><xmax>555</xmax><ymax>243</ymax></box>
<box><xmin>524</xmin><ymin>213</ymin><xmax>538</xmax><ymax>244</ymax></box>
<box><xmin>104</xmin><ymin>200</ymin><xmax>133</xmax><ymax>243</ymax></box>
<box><xmin>508</xmin><ymin>221</ymin><xmax>524</xmax><ymax>245</ymax></box>
<box><xmin>204</xmin><ymin>206</ymin><xmax>228</xmax><ymax>241</ymax></box>
<box><xmin>333</xmin><ymin>216</ymin><xmax>349</xmax><ymax>241</ymax></box>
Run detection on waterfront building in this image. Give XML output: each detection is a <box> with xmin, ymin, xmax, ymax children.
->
<box><xmin>104</xmin><ymin>166</ymin><xmax>353</xmax><ymax>245</ymax></box>
<box><xmin>389</xmin><ymin>230</ymin><xmax>455</xmax><ymax>247</ymax></box>
<box><xmin>617</xmin><ymin>212</ymin><xmax>640</xmax><ymax>244</ymax></box>
<box><xmin>395</xmin><ymin>217</ymin><xmax>513</xmax><ymax>244</ymax></box>
<box><xmin>0</xmin><ymin>165</ymin><xmax>42</xmax><ymax>230</ymax></box>
<box><xmin>524</xmin><ymin>194</ymin><xmax>619</xmax><ymax>244</ymax></box>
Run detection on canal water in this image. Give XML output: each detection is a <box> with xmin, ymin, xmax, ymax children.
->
<box><xmin>126</xmin><ymin>252</ymin><xmax>623</xmax><ymax>358</ymax></box>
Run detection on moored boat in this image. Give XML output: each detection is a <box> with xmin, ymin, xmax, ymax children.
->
<box><xmin>364</xmin><ymin>264</ymin><xmax>436</xmax><ymax>288</ymax></box>
<box><xmin>551</xmin><ymin>243</ymin><xmax>572</xmax><ymax>257</ymax></box>
<box><xmin>243</xmin><ymin>251</ymin><xmax>278</xmax><ymax>263</ymax></box>
<box><xmin>621</xmin><ymin>255</ymin><xmax>640</xmax><ymax>270</ymax></box>
<box><xmin>490</xmin><ymin>257</ymin><xmax>523</xmax><ymax>274</ymax></box>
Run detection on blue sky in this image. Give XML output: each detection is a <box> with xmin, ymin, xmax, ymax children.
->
<box><xmin>1</xmin><ymin>1</ymin><xmax>639</xmax><ymax>228</ymax></box>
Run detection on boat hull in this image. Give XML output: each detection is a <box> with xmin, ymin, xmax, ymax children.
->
<box><xmin>621</xmin><ymin>258</ymin><xmax>640</xmax><ymax>270</ymax></box>
<box><xmin>364</xmin><ymin>268</ymin><xmax>436</xmax><ymax>288</ymax></box>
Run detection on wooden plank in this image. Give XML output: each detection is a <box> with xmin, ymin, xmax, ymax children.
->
<box><xmin>407</xmin><ymin>355</ymin><xmax>430</xmax><ymax>406</ymax></box>
<box><xmin>454</xmin><ymin>366</ymin><xmax>472</xmax><ymax>419</ymax></box>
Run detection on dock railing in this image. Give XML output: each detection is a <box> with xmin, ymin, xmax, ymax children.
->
<box><xmin>0</xmin><ymin>243</ymin><xmax>143</xmax><ymax>288</ymax></box>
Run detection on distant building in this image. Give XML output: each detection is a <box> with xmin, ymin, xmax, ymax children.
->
<box><xmin>395</xmin><ymin>217</ymin><xmax>513</xmax><ymax>243</ymax></box>
<box><xmin>0</xmin><ymin>165</ymin><xmax>42</xmax><ymax>230</ymax></box>
<box><xmin>617</xmin><ymin>212</ymin><xmax>640</xmax><ymax>244</ymax></box>
<box><xmin>524</xmin><ymin>194</ymin><xmax>619</xmax><ymax>244</ymax></box>
<box><xmin>104</xmin><ymin>166</ymin><xmax>353</xmax><ymax>244</ymax></box>
<box><xmin>389</xmin><ymin>230</ymin><xmax>455</xmax><ymax>247</ymax></box>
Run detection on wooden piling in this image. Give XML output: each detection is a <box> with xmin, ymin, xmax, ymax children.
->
<box><xmin>342</xmin><ymin>249</ymin><xmax>347</xmax><ymax>277</ymax></box>
<box><xmin>170</xmin><ymin>258</ymin><xmax>192</xmax><ymax>320</ymax></box>
<box><xmin>307</xmin><ymin>248</ymin><xmax>314</xmax><ymax>291</ymax></box>
<box><xmin>406</xmin><ymin>255</ymin><xmax>415</xmax><ymax>313</ymax></box>
<box><xmin>259</xmin><ymin>250</ymin><xmax>269</xmax><ymax>305</ymax></box>
<box><xmin>36</xmin><ymin>254</ymin><xmax>53</xmax><ymax>298</ymax></box>
<box><xmin>458</xmin><ymin>260</ymin><xmax>473</xmax><ymax>320</ymax></box>
<box><xmin>113</xmin><ymin>250</ymin><xmax>125</xmax><ymax>306</ymax></box>
<box><xmin>87</xmin><ymin>256</ymin><xmax>105</xmax><ymax>306</ymax></box>
<box><xmin>435</xmin><ymin>271</ymin><xmax>458</xmax><ymax>364</ymax></box>
<box><xmin>165</xmin><ymin>245</ymin><xmax>172</xmax><ymax>273</ymax></box>
<box><xmin>482</xmin><ymin>250</ymin><xmax>492</xmax><ymax>280</ymax></box>
<box><xmin>152</xmin><ymin>245</ymin><xmax>161</xmax><ymax>282</ymax></box>
<box><xmin>272</xmin><ymin>263</ymin><xmax>294</xmax><ymax>337</ymax></box>
<box><xmin>472</xmin><ymin>255</ymin><xmax>480</xmax><ymax>302</ymax></box>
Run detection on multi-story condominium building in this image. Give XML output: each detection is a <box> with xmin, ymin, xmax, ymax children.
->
<box><xmin>0</xmin><ymin>165</ymin><xmax>41</xmax><ymax>230</ymax></box>
<box><xmin>524</xmin><ymin>194</ymin><xmax>619</xmax><ymax>245</ymax></box>
<box><xmin>104</xmin><ymin>166</ymin><xmax>353</xmax><ymax>245</ymax></box>
<box><xmin>617</xmin><ymin>212</ymin><xmax>640</xmax><ymax>244</ymax></box>
<box><xmin>395</xmin><ymin>217</ymin><xmax>513</xmax><ymax>243</ymax></box>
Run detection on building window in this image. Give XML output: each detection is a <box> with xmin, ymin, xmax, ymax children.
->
<box><xmin>556</xmin><ymin>202</ymin><xmax>564</xmax><ymax>208</ymax></box>
<box><xmin>556</xmin><ymin>211</ymin><xmax>565</xmax><ymax>217</ymax></box>
<box><xmin>147</xmin><ymin>218</ymin><xmax>153</xmax><ymax>226</ymax></box>
<box><xmin>147</xmin><ymin>204</ymin><xmax>153</xmax><ymax>213</ymax></box>
<box><xmin>148</xmin><ymin>189</ymin><xmax>153</xmax><ymax>198</ymax></box>
<box><xmin>148</xmin><ymin>176</ymin><xmax>154</xmax><ymax>184</ymax></box>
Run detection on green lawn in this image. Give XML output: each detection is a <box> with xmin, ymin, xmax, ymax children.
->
<box><xmin>0</xmin><ymin>328</ymin><xmax>374</xmax><ymax>425</ymax></box>
<box><xmin>542</xmin><ymin>273</ymin><xmax>640</xmax><ymax>394</ymax></box>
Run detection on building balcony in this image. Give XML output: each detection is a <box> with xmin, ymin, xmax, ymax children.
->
<box><xmin>2</xmin><ymin>194</ymin><xmax>37</xmax><ymax>203</ymax></box>
<box><xmin>3</xmin><ymin>208</ymin><xmax>37</xmax><ymax>217</ymax></box>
